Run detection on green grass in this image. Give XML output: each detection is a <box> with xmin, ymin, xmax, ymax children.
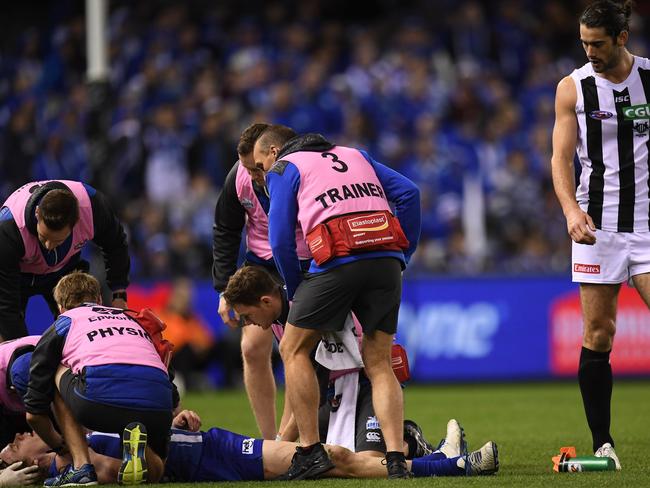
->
<box><xmin>142</xmin><ymin>380</ymin><xmax>650</xmax><ymax>487</ymax></box>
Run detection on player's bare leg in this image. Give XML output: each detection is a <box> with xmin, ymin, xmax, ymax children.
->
<box><xmin>54</xmin><ymin>366</ymin><xmax>92</xmax><ymax>468</ymax></box>
<box><xmin>580</xmin><ymin>283</ymin><xmax>619</xmax><ymax>352</ymax></box>
<box><xmin>631</xmin><ymin>272</ymin><xmax>650</xmax><ymax>308</ymax></box>
<box><xmin>241</xmin><ymin>325</ymin><xmax>277</xmax><ymax>439</ymax></box>
<box><xmin>276</xmin><ymin>323</ymin><xmax>333</xmax><ymax>480</ymax></box>
<box><xmin>278</xmin><ymin>324</ymin><xmax>322</xmax><ymax>446</ymax></box>
<box><xmin>578</xmin><ymin>283</ymin><xmax>620</xmax><ymax>467</ymax></box>
<box><xmin>362</xmin><ymin>330</ymin><xmax>409</xmax><ymax>477</ymax></box>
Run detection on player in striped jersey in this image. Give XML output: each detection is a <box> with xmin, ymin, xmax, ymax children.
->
<box><xmin>551</xmin><ymin>0</ymin><xmax>648</xmax><ymax>470</ymax></box>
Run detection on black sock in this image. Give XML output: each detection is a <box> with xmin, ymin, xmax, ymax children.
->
<box><xmin>386</xmin><ymin>451</ymin><xmax>406</xmax><ymax>464</ymax></box>
<box><xmin>578</xmin><ymin>346</ymin><xmax>614</xmax><ymax>452</ymax></box>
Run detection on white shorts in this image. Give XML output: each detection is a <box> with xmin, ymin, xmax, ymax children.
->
<box><xmin>572</xmin><ymin>229</ymin><xmax>650</xmax><ymax>283</ymax></box>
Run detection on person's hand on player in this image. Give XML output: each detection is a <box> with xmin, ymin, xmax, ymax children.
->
<box><xmin>566</xmin><ymin>207</ymin><xmax>597</xmax><ymax>245</ymax></box>
<box><xmin>172</xmin><ymin>410</ymin><xmax>202</xmax><ymax>431</ymax></box>
<box><xmin>218</xmin><ymin>295</ymin><xmax>240</xmax><ymax>329</ymax></box>
<box><xmin>0</xmin><ymin>462</ymin><xmax>40</xmax><ymax>486</ymax></box>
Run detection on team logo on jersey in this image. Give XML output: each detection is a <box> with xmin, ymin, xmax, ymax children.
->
<box><xmin>588</xmin><ymin>110</ymin><xmax>613</xmax><ymax>120</ymax></box>
<box><xmin>240</xmin><ymin>198</ymin><xmax>254</xmax><ymax>209</ymax></box>
<box><xmin>242</xmin><ymin>438</ymin><xmax>255</xmax><ymax>455</ymax></box>
<box><xmin>623</xmin><ymin>103</ymin><xmax>650</xmax><ymax>120</ymax></box>
<box><xmin>366</xmin><ymin>416</ymin><xmax>380</xmax><ymax>430</ymax></box>
<box><xmin>634</xmin><ymin>121</ymin><xmax>649</xmax><ymax>137</ymax></box>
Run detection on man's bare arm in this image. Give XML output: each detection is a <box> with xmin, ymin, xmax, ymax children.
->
<box><xmin>551</xmin><ymin>76</ymin><xmax>597</xmax><ymax>245</ymax></box>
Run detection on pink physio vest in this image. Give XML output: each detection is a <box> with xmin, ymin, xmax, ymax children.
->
<box><xmin>235</xmin><ymin>164</ymin><xmax>309</xmax><ymax>259</ymax></box>
<box><xmin>61</xmin><ymin>306</ymin><xmax>167</xmax><ymax>374</ymax></box>
<box><xmin>0</xmin><ymin>335</ymin><xmax>40</xmax><ymax>413</ymax></box>
<box><xmin>281</xmin><ymin>146</ymin><xmax>391</xmax><ymax>235</ymax></box>
<box><xmin>2</xmin><ymin>181</ymin><xmax>94</xmax><ymax>274</ymax></box>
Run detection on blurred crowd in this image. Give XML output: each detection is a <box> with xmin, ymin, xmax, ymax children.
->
<box><xmin>2</xmin><ymin>0</ymin><xmax>650</xmax><ymax>278</ymax></box>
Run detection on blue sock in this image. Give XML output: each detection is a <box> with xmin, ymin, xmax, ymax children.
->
<box><xmin>416</xmin><ymin>452</ymin><xmax>447</xmax><ymax>461</ymax></box>
<box><xmin>411</xmin><ymin>456</ymin><xmax>465</xmax><ymax>477</ymax></box>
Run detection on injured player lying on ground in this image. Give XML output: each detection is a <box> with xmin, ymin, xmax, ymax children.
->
<box><xmin>0</xmin><ymin>410</ymin><xmax>498</xmax><ymax>483</ymax></box>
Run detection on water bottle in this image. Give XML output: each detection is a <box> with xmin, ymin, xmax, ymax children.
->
<box><xmin>556</xmin><ymin>452</ymin><xmax>616</xmax><ymax>472</ymax></box>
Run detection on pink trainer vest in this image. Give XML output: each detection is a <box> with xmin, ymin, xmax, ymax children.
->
<box><xmin>235</xmin><ymin>164</ymin><xmax>310</xmax><ymax>259</ymax></box>
<box><xmin>61</xmin><ymin>305</ymin><xmax>167</xmax><ymax>374</ymax></box>
<box><xmin>281</xmin><ymin>146</ymin><xmax>392</xmax><ymax>235</ymax></box>
<box><xmin>0</xmin><ymin>335</ymin><xmax>40</xmax><ymax>413</ymax></box>
<box><xmin>2</xmin><ymin>180</ymin><xmax>94</xmax><ymax>274</ymax></box>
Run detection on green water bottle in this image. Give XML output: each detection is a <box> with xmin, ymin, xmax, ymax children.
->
<box><xmin>558</xmin><ymin>453</ymin><xmax>616</xmax><ymax>472</ymax></box>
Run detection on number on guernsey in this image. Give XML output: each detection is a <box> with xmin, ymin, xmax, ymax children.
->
<box><xmin>322</xmin><ymin>152</ymin><xmax>348</xmax><ymax>173</ymax></box>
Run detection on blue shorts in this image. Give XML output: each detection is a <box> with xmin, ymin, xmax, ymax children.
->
<box><xmin>193</xmin><ymin>428</ymin><xmax>264</xmax><ymax>481</ymax></box>
<box><xmin>89</xmin><ymin>428</ymin><xmax>264</xmax><ymax>482</ymax></box>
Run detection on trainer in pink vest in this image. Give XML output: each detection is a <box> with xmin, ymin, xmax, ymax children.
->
<box><xmin>61</xmin><ymin>305</ymin><xmax>167</xmax><ymax>375</ymax></box>
<box><xmin>2</xmin><ymin>180</ymin><xmax>94</xmax><ymax>275</ymax></box>
<box><xmin>281</xmin><ymin>147</ymin><xmax>392</xmax><ymax>235</ymax></box>
<box><xmin>0</xmin><ymin>336</ymin><xmax>39</xmax><ymax>413</ymax></box>
<box><xmin>235</xmin><ymin>164</ymin><xmax>310</xmax><ymax>259</ymax></box>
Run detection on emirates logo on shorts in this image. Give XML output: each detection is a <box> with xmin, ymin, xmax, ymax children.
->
<box><xmin>574</xmin><ymin>263</ymin><xmax>601</xmax><ymax>274</ymax></box>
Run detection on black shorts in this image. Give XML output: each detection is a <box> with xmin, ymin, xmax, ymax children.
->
<box><xmin>288</xmin><ymin>258</ymin><xmax>402</xmax><ymax>334</ymax></box>
<box><xmin>318</xmin><ymin>373</ymin><xmax>386</xmax><ymax>453</ymax></box>
<box><xmin>59</xmin><ymin>370</ymin><xmax>172</xmax><ymax>458</ymax></box>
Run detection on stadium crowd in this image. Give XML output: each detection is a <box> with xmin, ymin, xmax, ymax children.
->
<box><xmin>1</xmin><ymin>0</ymin><xmax>649</xmax><ymax>278</ymax></box>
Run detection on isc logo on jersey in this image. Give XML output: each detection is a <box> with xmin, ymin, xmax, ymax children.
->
<box><xmin>623</xmin><ymin>103</ymin><xmax>650</xmax><ymax>120</ymax></box>
<box><xmin>242</xmin><ymin>438</ymin><xmax>255</xmax><ymax>455</ymax></box>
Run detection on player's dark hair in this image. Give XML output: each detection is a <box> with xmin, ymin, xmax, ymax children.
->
<box><xmin>237</xmin><ymin>123</ymin><xmax>271</xmax><ymax>156</ymax></box>
<box><xmin>255</xmin><ymin>124</ymin><xmax>297</xmax><ymax>155</ymax></box>
<box><xmin>223</xmin><ymin>266</ymin><xmax>279</xmax><ymax>306</ymax></box>
<box><xmin>38</xmin><ymin>189</ymin><xmax>79</xmax><ymax>230</ymax></box>
<box><xmin>580</xmin><ymin>0</ymin><xmax>634</xmax><ymax>40</ymax></box>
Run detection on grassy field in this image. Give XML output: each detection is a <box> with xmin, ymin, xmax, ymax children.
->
<box><xmin>135</xmin><ymin>380</ymin><xmax>650</xmax><ymax>487</ymax></box>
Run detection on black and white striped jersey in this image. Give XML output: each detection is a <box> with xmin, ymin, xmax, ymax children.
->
<box><xmin>571</xmin><ymin>55</ymin><xmax>650</xmax><ymax>232</ymax></box>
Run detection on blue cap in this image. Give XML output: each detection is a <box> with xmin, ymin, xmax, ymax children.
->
<box><xmin>9</xmin><ymin>352</ymin><xmax>32</xmax><ymax>399</ymax></box>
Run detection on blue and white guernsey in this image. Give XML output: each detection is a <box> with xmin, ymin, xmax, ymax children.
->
<box><xmin>88</xmin><ymin>427</ymin><xmax>264</xmax><ymax>482</ymax></box>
